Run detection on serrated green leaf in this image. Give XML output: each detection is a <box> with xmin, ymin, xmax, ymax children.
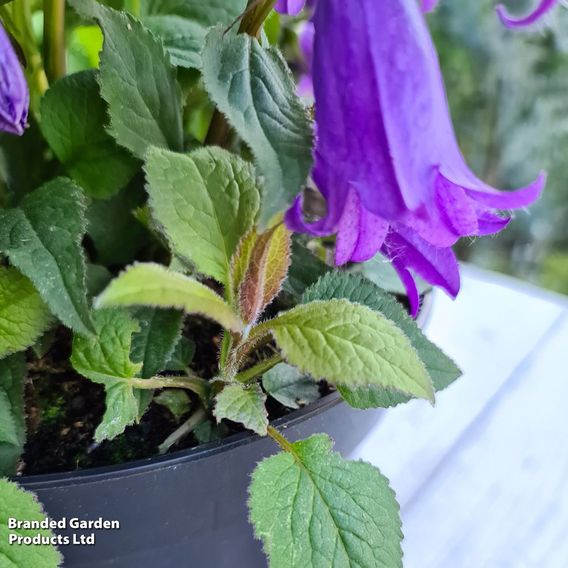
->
<box><xmin>70</xmin><ymin>0</ymin><xmax>183</xmax><ymax>159</ymax></box>
<box><xmin>0</xmin><ymin>178</ymin><xmax>94</xmax><ymax>336</ymax></box>
<box><xmin>154</xmin><ymin>389</ymin><xmax>191</xmax><ymax>421</ymax></box>
<box><xmin>262</xmin><ymin>363</ymin><xmax>319</xmax><ymax>410</ymax></box>
<box><xmin>0</xmin><ymin>479</ymin><xmax>62</xmax><ymax>568</ymax></box>
<box><xmin>257</xmin><ymin>299</ymin><xmax>435</xmax><ymax>402</ymax></box>
<box><xmin>41</xmin><ymin>70</ymin><xmax>138</xmax><ymax>198</ymax></box>
<box><xmin>214</xmin><ymin>383</ymin><xmax>268</xmax><ymax>436</ymax></box>
<box><xmin>145</xmin><ymin>147</ymin><xmax>261</xmax><ymax>285</ymax></box>
<box><xmin>139</xmin><ymin>0</ymin><xmax>245</xmax><ymax>68</ymax></box>
<box><xmin>303</xmin><ymin>272</ymin><xmax>461</xmax><ymax>408</ymax></box>
<box><xmin>95</xmin><ymin>263</ymin><xmax>243</xmax><ymax>332</ymax></box>
<box><xmin>165</xmin><ymin>336</ymin><xmax>195</xmax><ymax>371</ymax></box>
<box><xmin>131</xmin><ymin>307</ymin><xmax>184</xmax><ymax>379</ymax></box>
<box><xmin>0</xmin><ymin>267</ymin><xmax>52</xmax><ymax>359</ymax></box>
<box><xmin>249</xmin><ymin>434</ymin><xmax>402</xmax><ymax>568</ymax></box>
<box><xmin>71</xmin><ymin>310</ymin><xmax>143</xmax><ymax>441</ymax></box>
<box><xmin>0</xmin><ymin>354</ymin><xmax>26</xmax><ymax>476</ymax></box>
<box><xmin>86</xmin><ymin>182</ymin><xmax>150</xmax><ymax>266</ymax></box>
<box><xmin>202</xmin><ymin>26</ymin><xmax>313</xmax><ymax>225</ymax></box>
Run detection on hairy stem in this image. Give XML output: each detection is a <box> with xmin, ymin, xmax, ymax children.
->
<box><xmin>236</xmin><ymin>354</ymin><xmax>282</xmax><ymax>384</ymax></box>
<box><xmin>158</xmin><ymin>407</ymin><xmax>208</xmax><ymax>454</ymax></box>
<box><xmin>43</xmin><ymin>0</ymin><xmax>66</xmax><ymax>82</ymax></box>
<box><xmin>129</xmin><ymin>376</ymin><xmax>209</xmax><ymax>402</ymax></box>
<box><xmin>267</xmin><ymin>426</ymin><xmax>296</xmax><ymax>454</ymax></box>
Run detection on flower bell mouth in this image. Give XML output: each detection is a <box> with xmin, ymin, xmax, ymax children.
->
<box><xmin>496</xmin><ymin>0</ymin><xmax>559</xmax><ymax>28</ymax></box>
<box><xmin>0</xmin><ymin>24</ymin><xmax>30</xmax><ymax>136</ymax></box>
<box><xmin>285</xmin><ymin>0</ymin><xmax>545</xmax><ymax>317</ymax></box>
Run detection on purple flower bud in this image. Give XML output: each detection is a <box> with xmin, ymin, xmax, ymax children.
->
<box><xmin>496</xmin><ymin>0</ymin><xmax>558</xmax><ymax>28</ymax></box>
<box><xmin>0</xmin><ymin>23</ymin><xmax>29</xmax><ymax>136</ymax></box>
<box><xmin>285</xmin><ymin>0</ymin><xmax>545</xmax><ymax>316</ymax></box>
<box><xmin>274</xmin><ymin>0</ymin><xmax>306</xmax><ymax>16</ymax></box>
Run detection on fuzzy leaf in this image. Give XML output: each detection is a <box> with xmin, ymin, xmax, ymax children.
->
<box><xmin>145</xmin><ymin>147</ymin><xmax>261</xmax><ymax>285</ymax></box>
<box><xmin>262</xmin><ymin>363</ymin><xmax>319</xmax><ymax>410</ymax></box>
<box><xmin>238</xmin><ymin>225</ymin><xmax>291</xmax><ymax>324</ymax></box>
<box><xmin>0</xmin><ymin>178</ymin><xmax>94</xmax><ymax>336</ymax></box>
<box><xmin>257</xmin><ymin>299</ymin><xmax>435</xmax><ymax>402</ymax></box>
<box><xmin>71</xmin><ymin>310</ymin><xmax>143</xmax><ymax>441</ymax></box>
<box><xmin>230</xmin><ymin>229</ymin><xmax>258</xmax><ymax>299</ymax></box>
<box><xmin>131</xmin><ymin>307</ymin><xmax>184</xmax><ymax>378</ymax></box>
<box><xmin>70</xmin><ymin>0</ymin><xmax>183</xmax><ymax>159</ymax></box>
<box><xmin>165</xmin><ymin>337</ymin><xmax>195</xmax><ymax>371</ymax></box>
<box><xmin>41</xmin><ymin>70</ymin><xmax>138</xmax><ymax>198</ymax></box>
<box><xmin>0</xmin><ymin>355</ymin><xmax>26</xmax><ymax>475</ymax></box>
<box><xmin>249</xmin><ymin>434</ymin><xmax>402</xmax><ymax>568</ymax></box>
<box><xmin>283</xmin><ymin>238</ymin><xmax>331</xmax><ymax>299</ymax></box>
<box><xmin>0</xmin><ymin>479</ymin><xmax>62</xmax><ymax>567</ymax></box>
<box><xmin>303</xmin><ymin>272</ymin><xmax>461</xmax><ymax>408</ymax></box>
<box><xmin>95</xmin><ymin>263</ymin><xmax>243</xmax><ymax>332</ymax></box>
<box><xmin>214</xmin><ymin>383</ymin><xmax>268</xmax><ymax>436</ymax></box>
<box><xmin>0</xmin><ymin>267</ymin><xmax>52</xmax><ymax>359</ymax></box>
<box><xmin>155</xmin><ymin>390</ymin><xmax>191</xmax><ymax>421</ymax></box>
<box><xmin>202</xmin><ymin>27</ymin><xmax>313</xmax><ymax>225</ymax></box>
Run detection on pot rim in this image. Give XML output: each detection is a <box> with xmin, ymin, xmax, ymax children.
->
<box><xmin>16</xmin><ymin>391</ymin><xmax>343</xmax><ymax>489</ymax></box>
<box><xmin>16</xmin><ymin>290</ymin><xmax>434</xmax><ymax>489</ymax></box>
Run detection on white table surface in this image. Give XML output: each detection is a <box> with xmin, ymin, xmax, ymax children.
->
<box><xmin>353</xmin><ymin>265</ymin><xmax>568</xmax><ymax>568</ymax></box>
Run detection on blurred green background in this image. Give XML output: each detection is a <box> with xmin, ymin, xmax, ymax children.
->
<box><xmin>430</xmin><ymin>0</ymin><xmax>568</xmax><ymax>294</ymax></box>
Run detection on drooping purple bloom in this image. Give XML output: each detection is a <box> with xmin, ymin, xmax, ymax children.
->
<box><xmin>274</xmin><ymin>0</ymin><xmax>306</xmax><ymax>16</ymax></box>
<box><xmin>297</xmin><ymin>21</ymin><xmax>314</xmax><ymax>97</ymax></box>
<box><xmin>0</xmin><ymin>24</ymin><xmax>29</xmax><ymax>136</ymax></box>
<box><xmin>496</xmin><ymin>0</ymin><xmax>559</xmax><ymax>28</ymax></box>
<box><xmin>285</xmin><ymin>0</ymin><xmax>544</xmax><ymax>316</ymax></box>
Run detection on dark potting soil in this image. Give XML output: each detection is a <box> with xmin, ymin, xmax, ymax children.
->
<box><xmin>19</xmin><ymin>317</ymin><xmax>330</xmax><ymax>477</ymax></box>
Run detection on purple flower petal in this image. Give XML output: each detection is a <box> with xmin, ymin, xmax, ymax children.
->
<box><xmin>391</xmin><ymin>259</ymin><xmax>420</xmax><ymax>318</ymax></box>
<box><xmin>496</xmin><ymin>0</ymin><xmax>559</xmax><ymax>28</ymax></box>
<box><xmin>0</xmin><ymin>24</ymin><xmax>29</xmax><ymax>136</ymax></box>
<box><xmin>274</xmin><ymin>0</ymin><xmax>306</xmax><ymax>16</ymax></box>
<box><xmin>421</xmin><ymin>0</ymin><xmax>439</xmax><ymax>13</ymax></box>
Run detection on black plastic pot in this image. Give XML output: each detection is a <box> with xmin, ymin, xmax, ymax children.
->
<box><xmin>18</xmin><ymin>394</ymin><xmax>382</xmax><ymax>568</ymax></box>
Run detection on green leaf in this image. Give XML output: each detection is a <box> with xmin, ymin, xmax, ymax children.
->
<box><xmin>41</xmin><ymin>70</ymin><xmax>138</xmax><ymax>198</ymax></box>
<box><xmin>0</xmin><ymin>479</ymin><xmax>62</xmax><ymax>568</ymax></box>
<box><xmin>131</xmin><ymin>307</ymin><xmax>184</xmax><ymax>378</ymax></box>
<box><xmin>95</xmin><ymin>263</ymin><xmax>243</xmax><ymax>332</ymax></box>
<box><xmin>139</xmin><ymin>0</ymin><xmax>245</xmax><ymax>68</ymax></box>
<box><xmin>262</xmin><ymin>363</ymin><xmax>319</xmax><ymax>410</ymax></box>
<box><xmin>283</xmin><ymin>238</ymin><xmax>330</xmax><ymax>299</ymax></box>
<box><xmin>361</xmin><ymin>253</ymin><xmax>430</xmax><ymax>296</ymax></box>
<box><xmin>0</xmin><ymin>267</ymin><xmax>52</xmax><ymax>359</ymax></box>
<box><xmin>71</xmin><ymin>310</ymin><xmax>143</xmax><ymax>441</ymax></box>
<box><xmin>257</xmin><ymin>299</ymin><xmax>435</xmax><ymax>402</ymax></box>
<box><xmin>303</xmin><ymin>272</ymin><xmax>461</xmax><ymax>408</ymax></box>
<box><xmin>154</xmin><ymin>389</ymin><xmax>191</xmax><ymax>421</ymax></box>
<box><xmin>70</xmin><ymin>0</ymin><xmax>183</xmax><ymax>159</ymax></box>
<box><xmin>214</xmin><ymin>383</ymin><xmax>268</xmax><ymax>436</ymax></box>
<box><xmin>249</xmin><ymin>434</ymin><xmax>402</xmax><ymax>568</ymax></box>
<box><xmin>202</xmin><ymin>27</ymin><xmax>313</xmax><ymax>225</ymax></box>
<box><xmin>145</xmin><ymin>147</ymin><xmax>261</xmax><ymax>285</ymax></box>
<box><xmin>0</xmin><ymin>178</ymin><xmax>94</xmax><ymax>336</ymax></box>
<box><xmin>165</xmin><ymin>336</ymin><xmax>195</xmax><ymax>371</ymax></box>
<box><xmin>0</xmin><ymin>355</ymin><xmax>26</xmax><ymax>476</ymax></box>
<box><xmin>86</xmin><ymin>182</ymin><xmax>150</xmax><ymax>266</ymax></box>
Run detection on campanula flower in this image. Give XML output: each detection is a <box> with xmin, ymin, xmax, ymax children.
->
<box><xmin>0</xmin><ymin>23</ymin><xmax>29</xmax><ymax>136</ymax></box>
<box><xmin>297</xmin><ymin>21</ymin><xmax>314</xmax><ymax>97</ymax></box>
<box><xmin>274</xmin><ymin>0</ymin><xmax>306</xmax><ymax>16</ymax></box>
<box><xmin>285</xmin><ymin>0</ymin><xmax>544</xmax><ymax>316</ymax></box>
<box><xmin>496</xmin><ymin>0</ymin><xmax>559</xmax><ymax>28</ymax></box>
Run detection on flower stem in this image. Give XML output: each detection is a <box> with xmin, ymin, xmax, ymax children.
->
<box><xmin>158</xmin><ymin>407</ymin><xmax>208</xmax><ymax>454</ymax></box>
<box><xmin>236</xmin><ymin>354</ymin><xmax>282</xmax><ymax>384</ymax></box>
<box><xmin>43</xmin><ymin>0</ymin><xmax>66</xmax><ymax>83</ymax></box>
<box><xmin>129</xmin><ymin>375</ymin><xmax>210</xmax><ymax>402</ymax></box>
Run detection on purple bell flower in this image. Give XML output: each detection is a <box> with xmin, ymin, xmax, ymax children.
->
<box><xmin>0</xmin><ymin>23</ymin><xmax>29</xmax><ymax>136</ymax></box>
<box><xmin>496</xmin><ymin>0</ymin><xmax>559</xmax><ymax>28</ymax></box>
<box><xmin>274</xmin><ymin>0</ymin><xmax>306</xmax><ymax>16</ymax></box>
<box><xmin>285</xmin><ymin>0</ymin><xmax>545</xmax><ymax>316</ymax></box>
